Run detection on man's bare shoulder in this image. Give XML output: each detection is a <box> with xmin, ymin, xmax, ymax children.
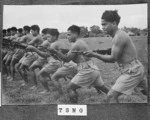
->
<box><xmin>10</xmin><ymin>34</ymin><xmax>18</xmax><ymax>40</ymax></box>
<box><xmin>41</xmin><ymin>40</ymin><xmax>50</xmax><ymax>47</ymax></box>
<box><xmin>35</xmin><ymin>34</ymin><xmax>43</xmax><ymax>40</ymax></box>
<box><xmin>113</xmin><ymin>30</ymin><xmax>129</xmax><ymax>45</ymax></box>
<box><xmin>26</xmin><ymin>34</ymin><xmax>34</xmax><ymax>39</ymax></box>
<box><xmin>74</xmin><ymin>39</ymin><xmax>86</xmax><ymax>46</ymax></box>
<box><xmin>71</xmin><ymin>39</ymin><xmax>87</xmax><ymax>51</ymax></box>
<box><xmin>50</xmin><ymin>40</ymin><xmax>65</xmax><ymax>50</ymax></box>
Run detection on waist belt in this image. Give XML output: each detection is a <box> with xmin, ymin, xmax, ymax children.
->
<box><xmin>118</xmin><ymin>59</ymin><xmax>141</xmax><ymax>69</ymax></box>
<box><xmin>77</xmin><ymin>60</ymin><xmax>98</xmax><ymax>71</ymax></box>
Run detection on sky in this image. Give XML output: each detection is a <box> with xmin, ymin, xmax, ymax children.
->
<box><xmin>3</xmin><ymin>4</ymin><xmax>147</xmax><ymax>33</ymax></box>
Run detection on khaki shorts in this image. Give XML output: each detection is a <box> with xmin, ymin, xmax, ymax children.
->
<box><xmin>31</xmin><ymin>58</ymin><xmax>47</xmax><ymax>68</ymax></box>
<box><xmin>71</xmin><ymin>60</ymin><xmax>104</xmax><ymax>88</ymax></box>
<box><xmin>52</xmin><ymin>61</ymin><xmax>77</xmax><ymax>78</ymax></box>
<box><xmin>12</xmin><ymin>49</ymin><xmax>25</xmax><ymax>60</ymax></box>
<box><xmin>5</xmin><ymin>52</ymin><xmax>14</xmax><ymax>64</ymax></box>
<box><xmin>22</xmin><ymin>52</ymin><xmax>38</xmax><ymax>67</ymax></box>
<box><xmin>112</xmin><ymin>59</ymin><xmax>146</xmax><ymax>95</ymax></box>
<box><xmin>40</xmin><ymin>60</ymin><xmax>61</xmax><ymax>74</ymax></box>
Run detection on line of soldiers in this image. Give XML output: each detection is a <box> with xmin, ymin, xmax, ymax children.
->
<box><xmin>2</xmin><ymin>10</ymin><xmax>147</xmax><ymax>104</ymax></box>
<box><xmin>2</xmin><ymin>25</ymin><xmax>112</xmax><ymax>103</ymax></box>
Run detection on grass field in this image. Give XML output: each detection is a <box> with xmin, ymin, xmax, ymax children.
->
<box><xmin>2</xmin><ymin>36</ymin><xmax>148</xmax><ymax>105</ymax></box>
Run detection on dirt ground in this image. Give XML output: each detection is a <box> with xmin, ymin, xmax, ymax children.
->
<box><xmin>2</xmin><ymin>35</ymin><xmax>148</xmax><ymax>105</ymax></box>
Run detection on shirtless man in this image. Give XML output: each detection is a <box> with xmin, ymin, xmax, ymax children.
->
<box><xmin>2</xmin><ymin>29</ymin><xmax>8</xmax><ymax>77</ymax></box>
<box><xmin>28</xmin><ymin>28</ymin><xmax>51</xmax><ymax>90</ymax></box>
<box><xmin>54</xmin><ymin>25</ymin><xmax>108</xmax><ymax>103</ymax></box>
<box><xmin>27</xmin><ymin>28</ymin><xmax>65</xmax><ymax>94</ymax></box>
<box><xmin>3</xmin><ymin>28</ymin><xmax>11</xmax><ymax>77</ymax></box>
<box><xmin>19</xmin><ymin>25</ymin><xmax>43</xmax><ymax>86</ymax></box>
<box><xmin>9</xmin><ymin>27</ymin><xmax>25</xmax><ymax>81</ymax></box>
<box><xmin>5</xmin><ymin>27</ymin><xmax>18</xmax><ymax>80</ymax></box>
<box><xmin>85</xmin><ymin>10</ymin><xmax>147</xmax><ymax>103</ymax></box>
<box><xmin>15</xmin><ymin>26</ymin><xmax>33</xmax><ymax>80</ymax></box>
<box><xmin>5</xmin><ymin>28</ymin><xmax>11</xmax><ymax>39</ymax></box>
<box><xmin>10</xmin><ymin>26</ymin><xmax>33</xmax><ymax>82</ymax></box>
<box><xmin>17</xmin><ymin>28</ymin><xmax>23</xmax><ymax>37</ymax></box>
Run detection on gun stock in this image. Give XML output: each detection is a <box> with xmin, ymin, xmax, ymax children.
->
<box><xmin>93</xmin><ymin>48</ymin><xmax>111</xmax><ymax>55</ymax></box>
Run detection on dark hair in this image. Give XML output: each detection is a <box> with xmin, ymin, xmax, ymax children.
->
<box><xmin>11</xmin><ymin>27</ymin><xmax>17</xmax><ymax>31</ymax></box>
<box><xmin>101</xmin><ymin>10</ymin><xmax>121</xmax><ymax>25</ymax></box>
<box><xmin>23</xmin><ymin>26</ymin><xmax>30</xmax><ymax>32</ymax></box>
<box><xmin>3</xmin><ymin>29</ymin><xmax>6</xmax><ymax>33</ymax></box>
<box><xmin>47</xmin><ymin>28</ymin><xmax>59</xmax><ymax>38</ymax></box>
<box><xmin>30</xmin><ymin>25</ymin><xmax>40</xmax><ymax>33</ymax></box>
<box><xmin>42</xmin><ymin>28</ymin><xmax>49</xmax><ymax>34</ymax></box>
<box><xmin>67</xmin><ymin>25</ymin><xmax>80</xmax><ymax>35</ymax></box>
<box><xmin>7</xmin><ymin>28</ymin><xmax>11</xmax><ymax>32</ymax></box>
<box><xmin>18</xmin><ymin>28</ymin><xmax>23</xmax><ymax>33</ymax></box>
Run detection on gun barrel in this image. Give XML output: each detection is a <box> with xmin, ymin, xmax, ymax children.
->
<box><xmin>93</xmin><ymin>48</ymin><xmax>111</xmax><ymax>55</ymax></box>
<box><xmin>71</xmin><ymin>51</ymin><xmax>85</xmax><ymax>54</ymax></box>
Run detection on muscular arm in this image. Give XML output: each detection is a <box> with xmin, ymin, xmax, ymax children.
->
<box><xmin>56</xmin><ymin>44</ymin><xmax>78</xmax><ymax>62</ymax></box>
<box><xmin>26</xmin><ymin>45</ymin><xmax>49</xmax><ymax>58</ymax></box>
<box><xmin>89</xmin><ymin>36</ymin><xmax>125</xmax><ymax>63</ymax></box>
<box><xmin>10</xmin><ymin>35</ymin><xmax>18</xmax><ymax>41</ymax></box>
<box><xmin>28</xmin><ymin>36</ymin><xmax>40</xmax><ymax>45</ymax></box>
<box><xmin>19</xmin><ymin>36</ymin><xmax>27</xmax><ymax>43</ymax></box>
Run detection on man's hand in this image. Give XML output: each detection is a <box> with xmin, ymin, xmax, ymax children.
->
<box><xmin>26</xmin><ymin>45</ymin><xmax>36</xmax><ymax>52</ymax></box>
<box><xmin>84</xmin><ymin>51</ymin><xmax>96</xmax><ymax>57</ymax></box>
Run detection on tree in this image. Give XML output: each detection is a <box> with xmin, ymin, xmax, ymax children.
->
<box><xmin>80</xmin><ymin>26</ymin><xmax>89</xmax><ymax>38</ymax></box>
<box><xmin>90</xmin><ymin>25</ymin><xmax>102</xmax><ymax>36</ymax></box>
<box><xmin>143</xmin><ymin>28</ymin><xmax>148</xmax><ymax>32</ymax></box>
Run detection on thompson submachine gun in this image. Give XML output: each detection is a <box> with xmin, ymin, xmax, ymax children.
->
<box><xmin>71</xmin><ymin>48</ymin><xmax>111</xmax><ymax>55</ymax></box>
<box><xmin>93</xmin><ymin>48</ymin><xmax>111</xmax><ymax>55</ymax></box>
<box><xmin>3</xmin><ymin>38</ymin><xmax>28</xmax><ymax>49</ymax></box>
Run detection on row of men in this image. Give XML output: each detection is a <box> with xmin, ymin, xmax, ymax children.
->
<box><xmin>2</xmin><ymin>10</ymin><xmax>147</xmax><ymax>103</ymax></box>
<box><xmin>2</xmin><ymin>25</ymin><xmax>104</xmax><ymax>103</ymax></box>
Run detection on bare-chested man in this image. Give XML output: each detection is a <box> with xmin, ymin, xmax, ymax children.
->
<box><xmin>28</xmin><ymin>28</ymin><xmax>51</xmax><ymax>90</ymax></box>
<box><xmin>85</xmin><ymin>10</ymin><xmax>147</xmax><ymax>103</ymax></box>
<box><xmin>15</xmin><ymin>26</ymin><xmax>33</xmax><ymax>82</ymax></box>
<box><xmin>3</xmin><ymin>28</ymin><xmax>11</xmax><ymax>77</ymax></box>
<box><xmin>27</xmin><ymin>28</ymin><xmax>65</xmax><ymax>94</ymax></box>
<box><xmin>9</xmin><ymin>27</ymin><xmax>24</xmax><ymax>81</ymax></box>
<box><xmin>2</xmin><ymin>29</ymin><xmax>7</xmax><ymax>76</ymax></box>
<box><xmin>54</xmin><ymin>25</ymin><xmax>108</xmax><ymax>103</ymax></box>
<box><xmin>17</xmin><ymin>28</ymin><xmax>23</xmax><ymax>37</ymax></box>
<box><xmin>19</xmin><ymin>25</ymin><xmax>43</xmax><ymax>86</ymax></box>
<box><xmin>5</xmin><ymin>27</ymin><xmax>18</xmax><ymax>80</ymax></box>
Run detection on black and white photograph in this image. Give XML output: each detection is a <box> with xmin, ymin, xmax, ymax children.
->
<box><xmin>2</xmin><ymin>4</ymin><xmax>148</xmax><ymax>105</ymax></box>
<box><xmin>0</xmin><ymin>72</ymin><xmax>2</xmax><ymax>107</ymax></box>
